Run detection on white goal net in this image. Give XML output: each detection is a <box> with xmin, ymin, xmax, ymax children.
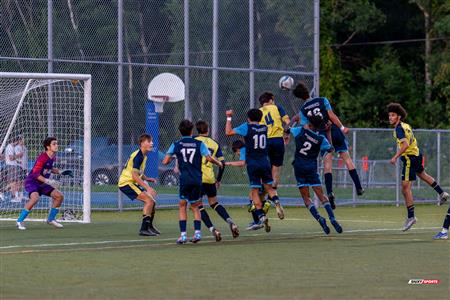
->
<box><xmin>0</xmin><ymin>73</ymin><xmax>91</xmax><ymax>223</ymax></box>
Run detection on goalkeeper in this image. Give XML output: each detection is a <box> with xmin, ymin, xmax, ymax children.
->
<box><xmin>16</xmin><ymin>137</ymin><xmax>73</xmax><ymax>230</ymax></box>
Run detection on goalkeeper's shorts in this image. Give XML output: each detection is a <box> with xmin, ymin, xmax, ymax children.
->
<box><xmin>24</xmin><ymin>180</ymin><xmax>54</xmax><ymax>197</ymax></box>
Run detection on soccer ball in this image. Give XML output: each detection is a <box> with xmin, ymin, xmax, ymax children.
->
<box><xmin>278</xmin><ymin>75</ymin><xmax>294</xmax><ymax>90</ymax></box>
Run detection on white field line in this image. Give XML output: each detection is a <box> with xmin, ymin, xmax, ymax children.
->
<box><xmin>275</xmin><ymin>218</ymin><xmax>398</xmax><ymax>224</ymax></box>
<box><xmin>0</xmin><ymin>226</ymin><xmax>440</xmax><ymax>252</ymax></box>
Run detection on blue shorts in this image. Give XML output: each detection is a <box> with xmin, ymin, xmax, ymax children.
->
<box><xmin>267</xmin><ymin>137</ymin><xmax>285</xmax><ymax>167</ymax></box>
<box><xmin>247</xmin><ymin>161</ymin><xmax>273</xmax><ymax>188</ymax></box>
<box><xmin>119</xmin><ymin>183</ymin><xmax>144</xmax><ymax>200</ymax></box>
<box><xmin>180</xmin><ymin>183</ymin><xmax>202</xmax><ymax>204</ymax></box>
<box><xmin>320</xmin><ymin>125</ymin><xmax>348</xmax><ymax>155</ymax></box>
<box><xmin>293</xmin><ymin>164</ymin><xmax>321</xmax><ymax>187</ymax></box>
<box><xmin>400</xmin><ymin>154</ymin><xmax>424</xmax><ymax>182</ymax></box>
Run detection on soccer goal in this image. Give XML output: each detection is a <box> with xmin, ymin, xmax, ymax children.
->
<box><xmin>0</xmin><ymin>72</ymin><xmax>91</xmax><ymax>223</ymax></box>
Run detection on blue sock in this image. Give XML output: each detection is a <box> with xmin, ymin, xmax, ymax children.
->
<box><xmin>443</xmin><ymin>207</ymin><xmax>450</xmax><ymax>230</ymax></box>
<box><xmin>271</xmin><ymin>195</ymin><xmax>280</xmax><ymax>203</ymax></box>
<box><xmin>323</xmin><ymin>202</ymin><xmax>335</xmax><ymax>220</ymax></box>
<box><xmin>179</xmin><ymin>220</ymin><xmax>187</xmax><ymax>232</ymax></box>
<box><xmin>324</xmin><ymin>173</ymin><xmax>333</xmax><ymax>195</ymax></box>
<box><xmin>211</xmin><ymin>202</ymin><xmax>231</xmax><ymax>222</ymax></box>
<box><xmin>307</xmin><ymin>204</ymin><xmax>320</xmax><ymax>220</ymax></box>
<box><xmin>431</xmin><ymin>181</ymin><xmax>444</xmax><ymax>195</ymax></box>
<box><xmin>251</xmin><ymin>211</ymin><xmax>259</xmax><ymax>223</ymax></box>
<box><xmin>255</xmin><ymin>209</ymin><xmax>265</xmax><ymax>220</ymax></box>
<box><xmin>194</xmin><ymin>220</ymin><xmax>201</xmax><ymax>231</ymax></box>
<box><xmin>407</xmin><ymin>205</ymin><xmax>415</xmax><ymax>218</ymax></box>
<box><xmin>47</xmin><ymin>208</ymin><xmax>59</xmax><ymax>221</ymax></box>
<box><xmin>18</xmin><ymin>209</ymin><xmax>30</xmax><ymax>222</ymax></box>
<box><xmin>199</xmin><ymin>205</ymin><xmax>214</xmax><ymax>229</ymax></box>
<box><xmin>349</xmin><ymin>169</ymin><xmax>362</xmax><ymax>190</ymax></box>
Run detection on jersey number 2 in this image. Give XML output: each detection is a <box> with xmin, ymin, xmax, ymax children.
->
<box><xmin>299</xmin><ymin>142</ymin><xmax>312</xmax><ymax>155</ymax></box>
<box><xmin>181</xmin><ymin>148</ymin><xmax>196</xmax><ymax>163</ymax></box>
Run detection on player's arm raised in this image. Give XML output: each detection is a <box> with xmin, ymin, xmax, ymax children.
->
<box><xmin>225</xmin><ymin>110</ymin><xmax>236</xmax><ymax>136</ymax></box>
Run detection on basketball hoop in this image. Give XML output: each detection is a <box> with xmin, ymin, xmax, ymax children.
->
<box><xmin>150</xmin><ymin>95</ymin><xmax>169</xmax><ymax>113</ymax></box>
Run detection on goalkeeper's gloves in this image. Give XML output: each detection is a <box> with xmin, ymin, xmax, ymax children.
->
<box><xmin>60</xmin><ymin>170</ymin><xmax>74</xmax><ymax>178</ymax></box>
<box><xmin>44</xmin><ymin>179</ymin><xmax>61</xmax><ymax>189</ymax></box>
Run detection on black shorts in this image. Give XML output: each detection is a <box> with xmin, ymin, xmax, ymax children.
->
<box><xmin>119</xmin><ymin>183</ymin><xmax>144</xmax><ymax>200</ymax></box>
<box><xmin>267</xmin><ymin>137</ymin><xmax>285</xmax><ymax>167</ymax></box>
<box><xmin>247</xmin><ymin>161</ymin><xmax>273</xmax><ymax>188</ymax></box>
<box><xmin>202</xmin><ymin>183</ymin><xmax>217</xmax><ymax>198</ymax></box>
<box><xmin>400</xmin><ymin>154</ymin><xmax>424</xmax><ymax>182</ymax></box>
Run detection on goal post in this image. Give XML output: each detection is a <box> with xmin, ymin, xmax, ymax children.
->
<box><xmin>0</xmin><ymin>72</ymin><xmax>91</xmax><ymax>223</ymax></box>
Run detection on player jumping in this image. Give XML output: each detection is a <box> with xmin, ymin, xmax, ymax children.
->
<box><xmin>16</xmin><ymin>137</ymin><xmax>73</xmax><ymax>230</ymax></box>
<box><xmin>387</xmin><ymin>103</ymin><xmax>448</xmax><ymax>231</ymax></box>
<box><xmin>118</xmin><ymin>134</ymin><xmax>160</xmax><ymax>236</ymax></box>
<box><xmin>195</xmin><ymin>120</ymin><xmax>239</xmax><ymax>240</ymax></box>
<box><xmin>293</xmin><ymin>82</ymin><xmax>364</xmax><ymax>209</ymax></box>
<box><xmin>163</xmin><ymin>120</ymin><xmax>223</xmax><ymax>244</ymax></box>
<box><xmin>287</xmin><ymin>112</ymin><xmax>343</xmax><ymax>234</ymax></box>
<box><xmin>225</xmin><ymin>108</ymin><xmax>280</xmax><ymax>231</ymax></box>
<box><xmin>258</xmin><ymin>91</ymin><xmax>290</xmax><ymax>219</ymax></box>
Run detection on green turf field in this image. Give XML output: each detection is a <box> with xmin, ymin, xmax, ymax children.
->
<box><xmin>1</xmin><ymin>205</ymin><xmax>449</xmax><ymax>300</ymax></box>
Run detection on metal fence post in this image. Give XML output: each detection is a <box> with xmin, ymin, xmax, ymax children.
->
<box><xmin>249</xmin><ymin>0</ymin><xmax>255</xmax><ymax>109</ymax></box>
<box><xmin>184</xmin><ymin>0</ymin><xmax>190</xmax><ymax>119</ymax></box>
<box><xmin>437</xmin><ymin>131</ymin><xmax>441</xmax><ymax>201</ymax></box>
<box><xmin>313</xmin><ymin>0</ymin><xmax>320</xmax><ymax>97</ymax></box>
<box><xmin>47</xmin><ymin>0</ymin><xmax>54</xmax><ymax>135</ymax></box>
<box><xmin>117</xmin><ymin>0</ymin><xmax>124</xmax><ymax>211</ymax></box>
<box><xmin>352</xmin><ymin>130</ymin><xmax>356</xmax><ymax>207</ymax></box>
<box><xmin>395</xmin><ymin>157</ymin><xmax>400</xmax><ymax>207</ymax></box>
<box><xmin>211</xmin><ymin>0</ymin><xmax>219</xmax><ymax>139</ymax></box>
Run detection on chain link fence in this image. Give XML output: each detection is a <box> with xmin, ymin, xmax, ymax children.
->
<box><xmin>2</xmin><ymin>1</ymin><xmax>448</xmax><ymax>210</ymax></box>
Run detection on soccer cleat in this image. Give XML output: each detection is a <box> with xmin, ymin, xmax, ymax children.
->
<box><xmin>357</xmin><ymin>188</ymin><xmax>365</xmax><ymax>196</ymax></box>
<box><xmin>212</xmin><ymin>228</ymin><xmax>222</xmax><ymax>242</ymax></box>
<box><xmin>148</xmin><ymin>225</ymin><xmax>161</xmax><ymax>235</ymax></box>
<box><xmin>274</xmin><ymin>200</ymin><xmax>285</xmax><ymax>220</ymax></box>
<box><xmin>402</xmin><ymin>217</ymin><xmax>417</xmax><ymax>232</ymax></box>
<box><xmin>176</xmin><ymin>235</ymin><xmax>187</xmax><ymax>244</ymax></box>
<box><xmin>190</xmin><ymin>232</ymin><xmax>202</xmax><ymax>243</ymax></box>
<box><xmin>229</xmin><ymin>222</ymin><xmax>240</xmax><ymax>238</ymax></box>
<box><xmin>263</xmin><ymin>217</ymin><xmax>271</xmax><ymax>233</ymax></box>
<box><xmin>318</xmin><ymin>217</ymin><xmax>330</xmax><ymax>235</ymax></box>
<box><xmin>246</xmin><ymin>221</ymin><xmax>264</xmax><ymax>231</ymax></box>
<box><xmin>432</xmin><ymin>231</ymin><xmax>448</xmax><ymax>240</ymax></box>
<box><xmin>328</xmin><ymin>193</ymin><xmax>336</xmax><ymax>210</ymax></box>
<box><xmin>47</xmin><ymin>220</ymin><xmax>64</xmax><ymax>228</ymax></box>
<box><xmin>438</xmin><ymin>192</ymin><xmax>449</xmax><ymax>206</ymax></box>
<box><xmin>139</xmin><ymin>229</ymin><xmax>157</xmax><ymax>236</ymax></box>
<box><xmin>16</xmin><ymin>221</ymin><xmax>26</xmax><ymax>230</ymax></box>
<box><xmin>330</xmin><ymin>219</ymin><xmax>343</xmax><ymax>234</ymax></box>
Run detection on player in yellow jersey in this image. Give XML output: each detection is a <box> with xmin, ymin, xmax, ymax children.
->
<box><xmin>118</xmin><ymin>134</ymin><xmax>159</xmax><ymax>236</ymax></box>
<box><xmin>259</xmin><ymin>92</ymin><xmax>290</xmax><ymax>219</ymax></box>
<box><xmin>388</xmin><ymin>103</ymin><xmax>448</xmax><ymax>231</ymax></box>
<box><xmin>195</xmin><ymin>120</ymin><xmax>239</xmax><ymax>239</ymax></box>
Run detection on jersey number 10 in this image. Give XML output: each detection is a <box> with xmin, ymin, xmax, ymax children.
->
<box><xmin>252</xmin><ymin>134</ymin><xmax>267</xmax><ymax>149</ymax></box>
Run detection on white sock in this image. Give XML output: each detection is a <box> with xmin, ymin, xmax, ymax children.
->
<box><xmin>209</xmin><ymin>227</ymin><xmax>214</xmax><ymax>232</ymax></box>
<box><xmin>441</xmin><ymin>228</ymin><xmax>448</xmax><ymax>234</ymax></box>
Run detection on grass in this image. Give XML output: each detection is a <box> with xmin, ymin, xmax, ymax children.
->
<box><xmin>92</xmin><ymin>184</ymin><xmax>440</xmax><ymax>201</ymax></box>
<box><xmin>1</xmin><ymin>205</ymin><xmax>449</xmax><ymax>300</ymax></box>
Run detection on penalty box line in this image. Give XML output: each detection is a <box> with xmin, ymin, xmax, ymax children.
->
<box><xmin>0</xmin><ymin>226</ymin><xmax>440</xmax><ymax>254</ymax></box>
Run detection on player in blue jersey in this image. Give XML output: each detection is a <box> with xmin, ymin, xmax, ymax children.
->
<box><xmin>225</xmin><ymin>108</ymin><xmax>281</xmax><ymax>231</ymax></box>
<box><xmin>226</xmin><ymin>139</ymin><xmax>272</xmax><ymax>231</ymax></box>
<box><xmin>162</xmin><ymin>120</ymin><xmax>223</xmax><ymax>244</ymax></box>
<box><xmin>16</xmin><ymin>137</ymin><xmax>74</xmax><ymax>230</ymax></box>
<box><xmin>287</xmin><ymin>112</ymin><xmax>343</xmax><ymax>234</ymax></box>
<box><xmin>293</xmin><ymin>82</ymin><xmax>364</xmax><ymax>209</ymax></box>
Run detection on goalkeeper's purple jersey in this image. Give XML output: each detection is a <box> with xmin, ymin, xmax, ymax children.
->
<box><xmin>25</xmin><ymin>152</ymin><xmax>56</xmax><ymax>184</ymax></box>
